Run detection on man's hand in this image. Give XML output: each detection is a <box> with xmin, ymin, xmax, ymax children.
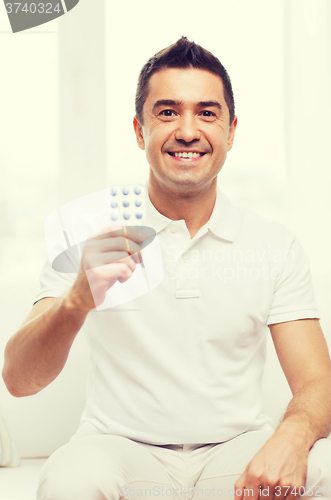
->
<box><xmin>234</xmin><ymin>426</ymin><xmax>309</xmax><ymax>500</ymax></box>
<box><xmin>68</xmin><ymin>224</ymin><xmax>148</xmax><ymax>312</ymax></box>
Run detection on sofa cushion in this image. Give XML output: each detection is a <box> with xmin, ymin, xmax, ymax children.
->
<box><xmin>0</xmin><ymin>404</ymin><xmax>20</xmax><ymax>467</ymax></box>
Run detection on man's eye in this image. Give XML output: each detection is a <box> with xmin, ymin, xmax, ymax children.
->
<box><xmin>201</xmin><ymin>110</ymin><xmax>216</xmax><ymax>117</ymax></box>
<box><xmin>160</xmin><ymin>109</ymin><xmax>176</xmax><ymax>117</ymax></box>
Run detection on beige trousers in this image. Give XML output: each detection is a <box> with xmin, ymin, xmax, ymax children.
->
<box><xmin>37</xmin><ymin>427</ymin><xmax>331</xmax><ymax>500</ymax></box>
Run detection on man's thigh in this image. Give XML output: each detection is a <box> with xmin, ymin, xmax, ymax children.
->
<box><xmin>37</xmin><ymin>434</ymin><xmax>178</xmax><ymax>500</ymax></box>
<box><xmin>191</xmin><ymin>428</ymin><xmax>274</xmax><ymax>500</ymax></box>
<box><xmin>192</xmin><ymin>430</ymin><xmax>331</xmax><ymax>500</ymax></box>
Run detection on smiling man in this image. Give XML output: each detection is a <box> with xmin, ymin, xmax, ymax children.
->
<box><xmin>134</xmin><ymin>67</ymin><xmax>237</xmax><ymax>238</ymax></box>
<box><xmin>3</xmin><ymin>37</ymin><xmax>331</xmax><ymax>500</ymax></box>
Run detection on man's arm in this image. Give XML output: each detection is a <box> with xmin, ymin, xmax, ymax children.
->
<box><xmin>271</xmin><ymin>319</ymin><xmax>331</xmax><ymax>442</ymax></box>
<box><xmin>2</xmin><ymin>294</ymin><xmax>90</xmax><ymax>397</ymax></box>
<box><xmin>234</xmin><ymin>319</ymin><xmax>331</xmax><ymax>500</ymax></box>
<box><xmin>2</xmin><ymin>226</ymin><xmax>146</xmax><ymax>397</ymax></box>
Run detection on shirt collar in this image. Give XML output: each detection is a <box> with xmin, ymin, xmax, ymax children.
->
<box><xmin>145</xmin><ymin>183</ymin><xmax>174</xmax><ymax>234</ymax></box>
<box><xmin>205</xmin><ymin>187</ymin><xmax>236</xmax><ymax>242</ymax></box>
<box><xmin>145</xmin><ymin>182</ymin><xmax>237</xmax><ymax>243</ymax></box>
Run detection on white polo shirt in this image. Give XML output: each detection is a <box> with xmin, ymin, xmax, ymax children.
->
<box><xmin>35</xmin><ymin>186</ymin><xmax>318</xmax><ymax>445</ymax></box>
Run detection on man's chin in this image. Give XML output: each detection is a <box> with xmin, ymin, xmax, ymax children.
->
<box><xmin>149</xmin><ymin>165</ymin><xmax>217</xmax><ymax>192</ymax></box>
<box><xmin>162</xmin><ymin>175</ymin><xmax>215</xmax><ymax>197</ymax></box>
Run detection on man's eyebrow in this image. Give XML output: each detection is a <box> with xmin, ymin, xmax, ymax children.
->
<box><xmin>152</xmin><ymin>99</ymin><xmax>183</xmax><ymax>111</ymax></box>
<box><xmin>197</xmin><ymin>101</ymin><xmax>223</xmax><ymax>111</ymax></box>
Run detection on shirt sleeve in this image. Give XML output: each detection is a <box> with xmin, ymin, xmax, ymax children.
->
<box><xmin>33</xmin><ymin>256</ymin><xmax>78</xmax><ymax>305</ymax></box>
<box><xmin>267</xmin><ymin>237</ymin><xmax>319</xmax><ymax>325</ymax></box>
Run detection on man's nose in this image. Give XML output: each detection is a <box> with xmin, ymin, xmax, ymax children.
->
<box><xmin>174</xmin><ymin>114</ymin><xmax>201</xmax><ymax>143</ymax></box>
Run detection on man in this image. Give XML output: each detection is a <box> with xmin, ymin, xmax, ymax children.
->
<box><xmin>3</xmin><ymin>37</ymin><xmax>331</xmax><ymax>500</ymax></box>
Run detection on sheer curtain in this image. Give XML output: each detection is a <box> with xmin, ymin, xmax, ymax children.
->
<box><xmin>284</xmin><ymin>0</ymin><xmax>331</xmax><ymax>277</ymax></box>
<box><xmin>0</xmin><ymin>10</ymin><xmax>60</xmax><ymax>441</ymax></box>
<box><xmin>0</xmin><ymin>17</ymin><xmax>58</xmax><ymax>318</ymax></box>
<box><xmin>283</xmin><ymin>0</ymin><xmax>331</xmax><ymax>348</ymax></box>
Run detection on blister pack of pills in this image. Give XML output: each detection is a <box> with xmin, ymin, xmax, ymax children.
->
<box><xmin>109</xmin><ymin>183</ymin><xmax>145</xmax><ymax>226</ymax></box>
<box><xmin>44</xmin><ymin>183</ymin><xmax>149</xmax><ymax>274</ymax></box>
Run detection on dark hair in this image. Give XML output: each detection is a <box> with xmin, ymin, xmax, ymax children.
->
<box><xmin>135</xmin><ymin>36</ymin><xmax>235</xmax><ymax>125</ymax></box>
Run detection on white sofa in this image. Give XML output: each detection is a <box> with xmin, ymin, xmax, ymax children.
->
<box><xmin>0</xmin><ymin>278</ymin><xmax>89</xmax><ymax>500</ymax></box>
<box><xmin>1</xmin><ymin>277</ymin><xmax>330</xmax><ymax>500</ymax></box>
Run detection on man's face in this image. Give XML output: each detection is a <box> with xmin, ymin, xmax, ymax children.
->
<box><xmin>133</xmin><ymin>68</ymin><xmax>237</xmax><ymax>196</ymax></box>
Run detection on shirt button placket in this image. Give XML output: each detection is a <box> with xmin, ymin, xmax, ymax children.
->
<box><xmin>182</xmin><ymin>253</ymin><xmax>189</xmax><ymax>263</ymax></box>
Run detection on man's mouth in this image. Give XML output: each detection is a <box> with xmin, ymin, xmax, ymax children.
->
<box><xmin>168</xmin><ymin>152</ymin><xmax>206</xmax><ymax>159</ymax></box>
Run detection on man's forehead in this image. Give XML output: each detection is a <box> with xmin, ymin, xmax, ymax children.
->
<box><xmin>147</xmin><ymin>67</ymin><xmax>225</xmax><ymax>101</ymax></box>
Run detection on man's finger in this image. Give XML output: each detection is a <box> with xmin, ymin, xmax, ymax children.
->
<box><xmin>270</xmin><ymin>484</ymin><xmax>287</xmax><ymax>500</ymax></box>
<box><xmin>86</xmin><ymin>235</ymin><xmax>143</xmax><ymax>255</ymax></box>
<box><xmin>94</xmin><ymin>226</ymin><xmax>149</xmax><ymax>243</ymax></box>
<box><xmin>279</xmin><ymin>485</ymin><xmax>303</xmax><ymax>500</ymax></box>
<box><xmin>234</xmin><ymin>475</ymin><xmax>246</xmax><ymax>500</ymax></box>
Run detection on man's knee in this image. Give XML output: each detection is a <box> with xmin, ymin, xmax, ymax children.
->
<box><xmin>35</xmin><ymin>434</ymin><xmax>173</xmax><ymax>500</ymax></box>
<box><xmin>37</xmin><ymin>471</ymin><xmax>99</xmax><ymax>500</ymax></box>
<box><xmin>36</xmin><ymin>436</ymin><xmax>126</xmax><ymax>500</ymax></box>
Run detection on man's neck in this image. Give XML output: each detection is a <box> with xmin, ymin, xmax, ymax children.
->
<box><xmin>148</xmin><ymin>179</ymin><xmax>217</xmax><ymax>239</ymax></box>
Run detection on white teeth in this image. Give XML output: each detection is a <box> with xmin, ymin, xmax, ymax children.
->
<box><xmin>173</xmin><ymin>152</ymin><xmax>203</xmax><ymax>158</ymax></box>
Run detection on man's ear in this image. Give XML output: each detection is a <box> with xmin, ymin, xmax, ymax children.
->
<box><xmin>227</xmin><ymin>115</ymin><xmax>238</xmax><ymax>152</ymax></box>
<box><xmin>133</xmin><ymin>117</ymin><xmax>145</xmax><ymax>151</ymax></box>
